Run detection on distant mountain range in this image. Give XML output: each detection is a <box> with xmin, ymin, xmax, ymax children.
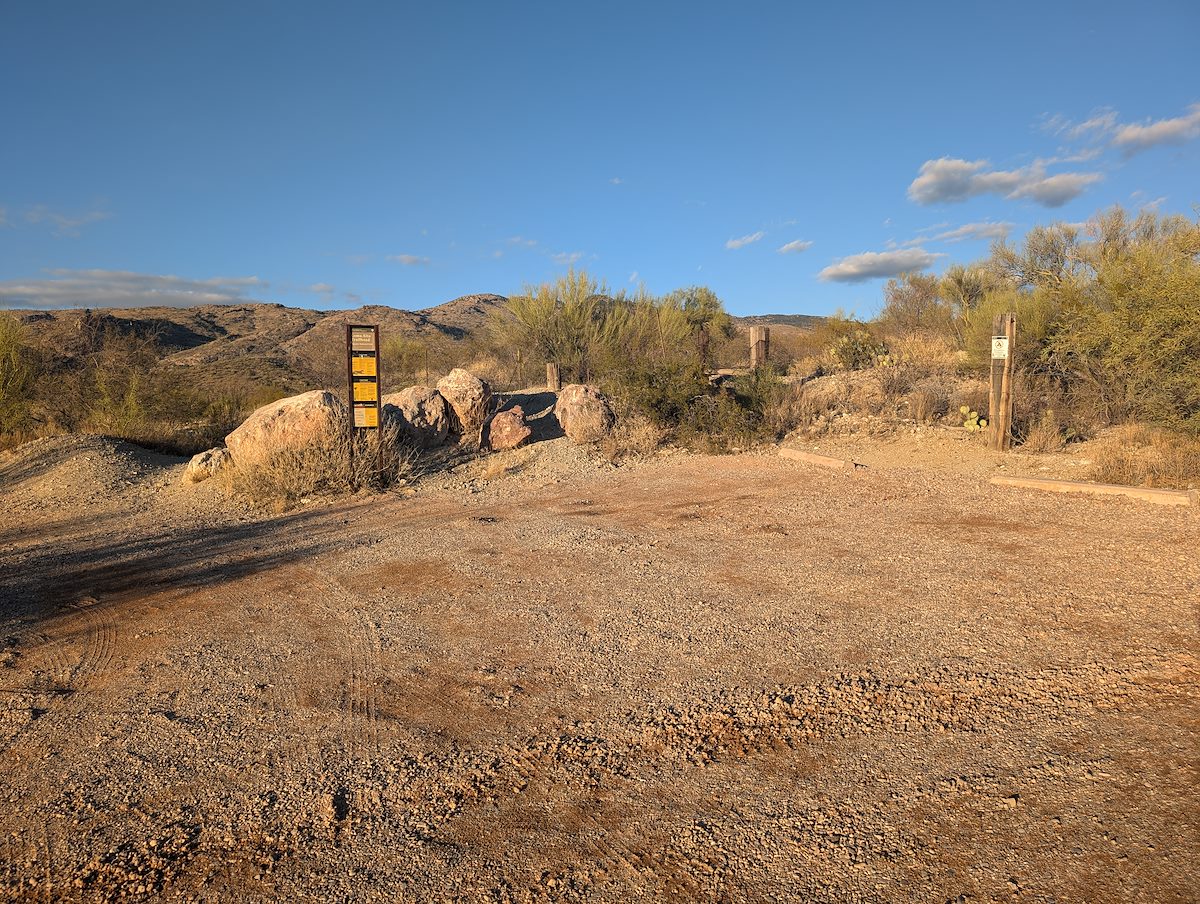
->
<box><xmin>11</xmin><ymin>296</ymin><xmax>822</xmax><ymax>394</ymax></box>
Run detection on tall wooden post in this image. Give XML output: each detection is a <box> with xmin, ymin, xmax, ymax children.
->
<box><xmin>989</xmin><ymin>313</ymin><xmax>1016</xmax><ymax>451</ymax></box>
<box><xmin>546</xmin><ymin>362</ymin><xmax>561</xmax><ymax>392</ymax></box>
<box><xmin>749</xmin><ymin>326</ymin><xmax>770</xmax><ymax>369</ymax></box>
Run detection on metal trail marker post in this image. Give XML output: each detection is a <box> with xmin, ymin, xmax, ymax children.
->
<box><xmin>346</xmin><ymin>325</ymin><xmax>382</xmax><ymax>482</ymax></box>
<box><xmin>989</xmin><ymin>313</ymin><xmax>1016</xmax><ymax>451</ymax></box>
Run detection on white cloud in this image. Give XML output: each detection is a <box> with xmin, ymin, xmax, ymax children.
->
<box><xmin>1113</xmin><ymin>103</ymin><xmax>1200</xmax><ymax>155</ymax></box>
<box><xmin>908</xmin><ymin>158</ymin><xmax>1101</xmax><ymax>207</ymax></box>
<box><xmin>928</xmin><ymin>220</ymin><xmax>1014</xmax><ymax>243</ymax></box>
<box><xmin>507</xmin><ymin>236</ymin><xmax>538</xmax><ymax>248</ymax></box>
<box><xmin>725</xmin><ymin>231</ymin><xmax>765</xmax><ymax>250</ymax></box>
<box><xmin>24</xmin><ymin>205</ymin><xmax>112</xmax><ymax>237</ymax></box>
<box><xmin>1043</xmin><ymin>109</ymin><xmax>1118</xmax><ymax>142</ymax></box>
<box><xmin>610</xmin><ymin>177</ymin><xmax>623</xmax><ymax>185</ymax></box>
<box><xmin>551</xmin><ymin>251</ymin><xmax>584</xmax><ymax>266</ymax></box>
<box><xmin>629</xmin><ymin>271</ymin><xmax>639</xmax><ymax>283</ymax></box>
<box><xmin>777</xmin><ymin>239</ymin><xmax>813</xmax><ymax>254</ymax></box>
<box><xmin>387</xmin><ymin>254</ymin><xmax>430</xmax><ymax>266</ymax></box>
<box><xmin>0</xmin><ymin>269</ymin><xmax>269</xmax><ymax>310</ymax></box>
<box><xmin>818</xmin><ymin>248</ymin><xmax>944</xmax><ymax>283</ymax></box>
<box><xmin>309</xmin><ymin>282</ymin><xmax>336</xmax><ymax>294</ymax></box>
<box><xmin>491</xmin><ymin>249</ymin><xmax>504</xmax><ymax>259</ymax></box>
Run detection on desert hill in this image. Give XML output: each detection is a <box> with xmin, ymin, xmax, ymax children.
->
<box><xmin>12</xmin><ymin>296</ymin><xmax>820</xmax><ymax>394</ymax></box>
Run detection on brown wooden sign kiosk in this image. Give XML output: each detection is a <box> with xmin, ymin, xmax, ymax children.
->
<box><xmin>346</xmin><ymin>324</ymin><xmax>381</xmax><ymax>431</ymax></box>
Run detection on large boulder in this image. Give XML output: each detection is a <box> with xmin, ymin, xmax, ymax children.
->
<box><xmin>485</xmin><ymin>405</ymin><xmax>532</xmax><ymax>451</ymax></box>
<box><xmin>382</xmin><ymin>386</ymin><xmax>451</xmax><ymax>449</ymax></box>
<box><xmin>225</xmin><ymin>390</ymin><xmax>348</xmax><ymax>462</ymax></box>
<box><xmin>436</xmin><ymin>368</ymin><xmax>492</xmax><ymax>436</ymax></box>
<box><xmin>183</xmin><ymin>446</ymin><xmax>230</xmax><ymax>483</ymax></box>
<box><xmin>554</xmin><ymin>384</ymin><xmax>614</xmax><ymax>443</ymax></box>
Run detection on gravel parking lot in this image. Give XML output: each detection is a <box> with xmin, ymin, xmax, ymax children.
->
<box><xmin>1</xmin><ymin>433</ymin><xmax>1196</xmax><ymax>902</ymax></box>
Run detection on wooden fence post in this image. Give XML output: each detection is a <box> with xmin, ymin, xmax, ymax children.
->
<box><xmin>989</xmin><ymin>313</ymin><xmax>1017</xmax><ymax>450</ymax></box>
<box><xmin>546</xmin><ymin>362</ymin><xmax>561</xmax><ymax>391</ymax></box>
<box><xmin>750</xmin><ymin>326</ymin><xmax>770</xmax><ymax>369</ymax></box>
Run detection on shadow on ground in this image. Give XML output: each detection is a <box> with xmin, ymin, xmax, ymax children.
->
<box><xmin>0</xmin><ymin>507</ymin><xmax>353</xmax><ymax>629</ymax></box>
<box><xmin>496</xmin><ymin>390</ymin><xmax>564</xmax><ymax>444</ymax></box>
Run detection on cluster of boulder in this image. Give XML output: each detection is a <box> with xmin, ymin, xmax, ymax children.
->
<box><xmin>183</xmin><ymin>368</ymin><xmax>616</xmax><ymax>484</ymax></box>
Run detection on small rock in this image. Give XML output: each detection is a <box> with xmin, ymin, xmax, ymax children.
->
<box><xmin>554</xmin><ymin>384</ymin><xmax>615</xmax><ymax>443</ymax></box>
<box><xmin>183</xmin><ymin>447</ymin><xmax>230</xmax><ymax>484</ymax></box>
<box><xmin>485</xmin><ymin>406</ymin><xmax>532</xmax><ymax>451</ymax></box>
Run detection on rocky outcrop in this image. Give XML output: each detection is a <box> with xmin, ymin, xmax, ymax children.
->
<box><xmin>382</xmin><ymin>386</ymin><xmax>451</xmax><ymax>449</ymax></box>
<box><xmin>554</xmin><ymin>384</ymin><xmax>614</xmax><ymax>443</ymax></box>
<box><xmin>183</xmin><ymin>446</ymin><xmax>230</xmax><ymax>483</ymax></box>
<box><xmin>436</xmin><ymin>368</ymin><xmax>492</xmax><ymax>436</ymax></box>
<box><xmin>485</xmin><ymin>406</ymin><xmax>532</xmax><ymax>451</ymax></box>
<box><xmin>225</xmin><ymin>390</ymin><xmax>347</xmax><ymax>462</ymax></box>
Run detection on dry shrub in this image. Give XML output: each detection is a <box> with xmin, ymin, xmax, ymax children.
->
<box><xmin>462</xmin><ymin>354</ymin><xmax>512</xmax><ymax>391</ymax></box>
<box><xmin>889</xmin><ymin>331</ymin><xmax>964</xmax><ymax>376</ymax></box>
<box><xmin>602</xmin><ymin>412</ymin><xmax>666</xmax><ymax>461</ymax></box>
<box><xmin>908</xmin><ymin>378</ymin><xmax>950</xmax><ymax>424</ymax></box>
<box><xmin>1020</xmin><ymin>409</ymin><xmax>1066</xmax><ymax>453</ymax></box>
<box><xmin>1088</xmin><ymin>426</ymin><xmax>1200</xmax><ymax>489</ymax></box>
<box><xmin>874</xmin><ymin>363</ymin><xmax>917</xmax><ymax>401</ymax></box>
<box><xmin>223</xmin><ymin>421</ymin><xmax>420</xmax><ymax>507</ymax></box>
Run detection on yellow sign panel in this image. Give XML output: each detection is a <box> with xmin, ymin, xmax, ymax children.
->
<box><xmin>353</xmin><ymin>405</ymin><xmax>379</xmax><ymax>428</ymax></box>
<box><xmin>350</xmin><ymin>327</ymin><xmax>376</xmax><ymax>352</ymax></box>
<box><xmin>353</xmin><ymin>381</ymin><xmax>379</xmax><ymax>402</ymax></box>
<box><xmin>351</xmin><ymin>356</ymin><xmax>377</xmax><ymax>377</ymax></box>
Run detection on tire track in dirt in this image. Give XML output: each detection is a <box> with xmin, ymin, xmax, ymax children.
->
<box><xmin>0</xmin><ymin>595</ymin><xmax>118</xmax><ymax>756</ymax></box>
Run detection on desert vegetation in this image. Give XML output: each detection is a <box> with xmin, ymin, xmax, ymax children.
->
<box><xmin>1</xmin><ymin>206</ymin><xmax>1196</xmax><ymax>492</ymax></box>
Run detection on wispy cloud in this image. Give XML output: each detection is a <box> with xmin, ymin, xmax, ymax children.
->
<box><xmin>309</xmin><ymin>282</ymin><xmax>336</xmax><ymax>294</ymax></box>
<box><xmin>387</xmin><ymin>253</ymin><xmax>430</xmax><ymax>266</ymax></box>
<box><xmin>629</xmin><ymin>271</ymin><xmax>639</xmax><ymax>283</ymax></box>
<box><xmin>726</xmin><ymin>231</ymin><xmax>765</xmax><ymax>250</ymax></box>
<box><xmin>908</xmin><ymin>158</ymin><xmax>1101</xmax><ymax>207</ymax></box>
<box><xmin>1113</xmin><ymin>103</ymin><xmax>1200</xmax><ymax>155</ymax></box>
<box><xmin>0</xmin><ymin>269</ymin><xmax>268</xmax><ymax>310</ymax></box>
<box><xmin>24</xmin><ymin>204</ymin><xmax>112</xmax><ymax>237</ymax></box>
<box><xmin>507</xmin><ymin>236</ymin><xmax>539</xmax><ymax>248</ymax></box>
<box><xmin>551</xmin><ymin>251</ymin><xmax>584</xmax><ymax>266</ymax></box>
<box><xmin>609</xmin><ymin>177</ymin><xmax>623</xmax><ymax>185</ymax></box>
<box><xmin>926</xmin><ymin>220</ymin><xmax>1013</xmax><ymax>244</ymax></box>
<box><xmin>777</xmin><ymin>239</ymin><xmax>813</xmax><ymax>254</ymax></box>
<box><xmin>1042</xmin><ymin>109</ymin><xmax>1118</xmax><ymax>142</ymax></box>
<box><xmin>818</xmin><ymin>248</ymin><xmax>944</xmax><ymax>283</ymax></box>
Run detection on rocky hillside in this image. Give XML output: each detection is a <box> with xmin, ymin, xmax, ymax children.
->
<box><xmin>12</xmin><ymin>294</ymin><xmax>510</xmax><ymax>395</ymax></box>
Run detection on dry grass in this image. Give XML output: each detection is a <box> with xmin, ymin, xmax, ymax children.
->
<box><xmin>222</xmin><ymin>422</ymin><xmax>421</xmax><ymax>507</ymax></box>
<box><xmin>602</xmin><ymin>413</ymin><xmax>666</xmax><ymax>462</ymax></box>
<box><xmin>887</xmin><ymin>332</ymin><xmax>963</xmax><ymax>376</ymax></box>
<box><xmin>1019</xmin><ymin>409</ymin><xmax>1066</xmax><ymax>454</ymax></box>
<box><xmin>476</xmin><ymin>447</ymin><xmax>535</xmax><ymax>480</ymax></box>
<box><xmin>1088</xmin><ymin>425</ymin><xmax>1200</xmax><ymax>489</ymax></box>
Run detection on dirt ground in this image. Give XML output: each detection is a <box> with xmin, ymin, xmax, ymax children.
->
<box><xmin>0</xmin><ymin>429</ymin><xmax>1197</xmax><ymax>902</ymax></box>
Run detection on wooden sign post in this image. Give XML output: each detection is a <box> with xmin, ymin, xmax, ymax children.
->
<box><xmin>989</xmin><ymin>313</ymin><xmax>1016</xmax><ymax>451</ymax></box>
<box><xmin>346</xmin><ymin>324</ymin><xmax>381</xmax><ymax>431</ymax></box>
<box><xmin>749</xmin><ymin>326</ymin><xmax>770</xmax><ymax>369</ymax></box>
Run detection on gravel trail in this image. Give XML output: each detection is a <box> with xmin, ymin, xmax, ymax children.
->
<box><xmin>1</xmin><ymin>434</ymin><xmax>1196</xmax><ymax>902</ymax></box>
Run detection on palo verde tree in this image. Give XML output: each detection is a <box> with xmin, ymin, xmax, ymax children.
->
<box><xmin>663</xmin><ymin>286</ymin><xmax>735</xmax><ymax>370</ymax></box>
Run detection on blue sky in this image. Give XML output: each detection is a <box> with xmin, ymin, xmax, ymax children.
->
<box><xmin>1</xmin><ymin>1</ymin><xmax>1197</xmax><ymax>317</ymax></box>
